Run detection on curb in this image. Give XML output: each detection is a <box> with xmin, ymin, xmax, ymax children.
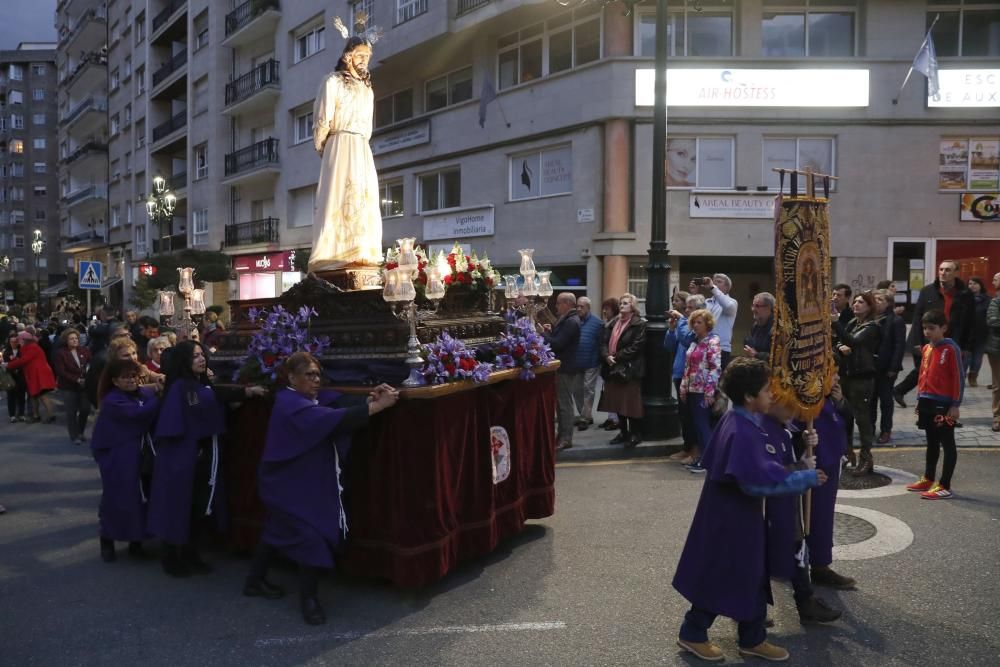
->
<box><xmin>557</xmin><ymin>441</ymin><xmax>678</xmax><ymax>462</ymax></box>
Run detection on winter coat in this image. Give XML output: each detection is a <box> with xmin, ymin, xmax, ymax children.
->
<box><xmin>52</xmin><ymin>346</ymin><xmax>92</xmax><ymax>391</ymax></box>
<box><xmin>906</xmin><ymin>278</ymin><xmax>975</xmax><ymax>352</ymax></box>
<box><xmin>5</xmin><ymin>340</ymin><xmax>56</xmax><ymax>397</ymax></box>
<box><xmin>600</xmin><ymin>315</ymin><xmax>647</xmax><ymax>382</ymax></box>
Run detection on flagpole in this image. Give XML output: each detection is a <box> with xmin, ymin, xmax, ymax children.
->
<box><xmin>892</xmin><ymin>13</ymin><xmax>940</xmax><ymax>105</ymax></box>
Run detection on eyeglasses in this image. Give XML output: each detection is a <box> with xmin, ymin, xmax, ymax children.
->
<box><xmin>300</xmin><ymin>371</ymin><xmax>322</xmax><ymax>379</ymax></box>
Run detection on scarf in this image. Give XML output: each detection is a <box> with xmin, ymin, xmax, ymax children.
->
<box><xmin>609</xmin><ymin>316</ymin><xmax>633</xmax><ymax>356</ymax></box>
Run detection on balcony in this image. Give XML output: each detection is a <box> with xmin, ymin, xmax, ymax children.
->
<box><xmin>225</xmin><ymin>217</ymin><xmax>279</xmax><ymax>247</ymax></box>
<box><xmin>62</xmin><ymin>184</ymin><xmax>108</xmax><ymax>213</ymax></box>
<box><xmin>152</xmin><ymin>50</ymin><xmax>188</xmax><ymax>92</ymax></box>
<box><xmin>61</xmin><ymin>229</ymin><xmax>107</xmax><ymax>254</ymax></box>
<box><xmin>224</xmin><ymin>0</ymin><xmax>280</xmax><ymax>48</ymax></box>
<box><xmin>152</xmin><ymin>233</ymin><xmax>188</xmax><ymax>254</ymax></box>
<box><xmin>169</xmin><ymin>171</ymin><xmax>188</xmax><ymax>193</ymax></box>
<box><xmin>151</xmin><ymin>110</ymin><xmax>187</xmax><ymax>147</ymax></box>
<box><xmin>59</xmin><ymin>96</ymin><xmax>108</xmax><ymax>136</ymax></box>
<box><xmin>152</xmin><ymin>0</ymin><xmax>187</xmax><ymax>35</ymax></box>
<box><xmin>223</xmin><ymin>138</ymin><xmax>279</xmax><ymax>185</ymax></box>
<box><xmin>457</xmin><ymin>0</ymin><xmax>491</xmax><ymax>16</ymax></box>
<box><xmin>224</xmin><ymin>59</ymin><xmax>280</xmax><ymax>116</ymax></box>
<box><xmin>59</xmin><ymin>7</ymin><xmax>107</xmax><ymax>51</ymax></box>
<box><xmin>61</xmin><ymin>50</ymin><xmax>107</xmax><ymax>95</ymax></box>
<box><xmin>61</xmin><ymin>140</ymin><xmax>108</xmax><ymax>167</ymax></box>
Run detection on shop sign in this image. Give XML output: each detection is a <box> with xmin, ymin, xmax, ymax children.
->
<box><xmin>929</xmin><ymin>70</ymin><xmax>1000</xmax><ymax>108</ymax></box>
<box><xmin>689</xmin><ymin>193</ymin><xmax>775</xmax><ymax>219</ymax></box>
<box><xmin>233</xmin><ymin>250</ymin><xmax>293</xmax><ymax>272</ymax></box>
<box><xmin>372</xmin><ymin>121</ymin><xmax>431</xmax><ymax>156</ymax></box>
<box><xmin>423</xmin><ymin>206</ymin><xmax>494</xmax><ymax>241</ymax></box>
<box><xmin>138</xmin><ymin>263</ymin><xmax>157</xmax><ymax>276</ymax></box>
<box><xmin>635</xmin><ymin>69</ymin><xmax>870</xmax><ymax>108</ymax></box>
<box><xmin>960</xmin><ymin>193</ymin><xmax>1000</xmax><ymax>222</ymax></box>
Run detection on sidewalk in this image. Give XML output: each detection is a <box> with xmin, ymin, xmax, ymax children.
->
<box><xmin>558</xmin><ymin>354</ymin><xmax>1000</xmax><ymax>462</ymax></box>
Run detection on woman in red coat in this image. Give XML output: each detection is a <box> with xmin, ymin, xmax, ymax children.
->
<box><xmin>3</xmin><ymin>331</ymin><xmax>57</xmax><ymax>423</ymax></box>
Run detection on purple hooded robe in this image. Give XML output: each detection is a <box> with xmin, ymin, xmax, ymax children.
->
<box><xmin>258</xmin><ymin>387</ymin><xmax>369</xmax><ymax>568</ymax></box>
<box><xmin>90</xmin><ymin>387</ymin><xmax>159</xmax><ymax>541</ymax></box>
<box><xmin>672</xmin><ymin>409</ymin><xmax>792</xmax><ymax>621</ymax></box>
<box><xmin>760</xmin><ymin>416</ymin><xmax>800</xmax><ymax>581</ymax></box>
<box><xmin>797</xmin><ymin>400</ymin><xmax>845</xmax><ymax>567</ymax></box>
<box><xmin>148</xmin><ymin>378</ymin><xmax>228</xmax><ymax>545</ymax></box>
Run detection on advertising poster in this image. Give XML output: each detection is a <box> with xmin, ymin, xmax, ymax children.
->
<box><xmin>960</xmin><ymin>193</ymin><xmax>1000</xmax><ymax>222</ymax></box>
<box><xmin>969</xmin><ymin>139</ymin><xmax>1000</xmax><ymax>190</ymax></box>
<box><xmin>666</xmin><ymin>138</ymin><xmax>697</xmax><ymax>187</ymax></box>
<box><xmin>939</xmin><ymin>140</ymin><xmax>969</xmax><ymax>190</ymax></box>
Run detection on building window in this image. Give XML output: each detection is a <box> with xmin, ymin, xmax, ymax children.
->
<box><xmin>938</xmin><ymin>137</ymin><xmax>1000</xmax><ymax>191</ymax></box>
<box><xmin>9</xmin><ymin>64</ymin><xmax>23</xmax><ymax>81</ymax></box>
<box><xmin>194</xmin><ymin>10</ymin><xmax>209</xmax><ymax>51</ymax></box>
<box><xmin>397</xmin><ymin>0</ymin><xmax>428</xmax><ymax>25</ymax></box>
<box><xmin>136</xmin><ymin>119</ymin><xmax>146</xmax><ymax>148</ymax></box>
<box><xmin>136</xmin><ymin>225</ymin><xmax>147</xmax><ymax>254</ymax></box>
<box><xmin>111</xmin><ymin>205</ymin><xmax>121</xmax><ymax>228</ymax></box>
<box><xmin>32</xmin><ymin>138</ymin><xmax>45</xmax><ymax>150</ymax></box>
<box><xmin>32</xmin><ymin>162</ymin><xmax>45</xmax><ymax>174</ymax></box>
<box><xmin>9</xmin><ymin>139</ymin><xmax>22</xmax><ymax>153</ymax></box>
<box><xmin>627</xmin><ymin>260</ymin><xmax>649</xmax><ymax>313</ymax></box>
<box><xmin>192</xmin><ymin>209</ymin><xmax>209</xmax><ymax>246</ymax></box>
<box><xmin>352</xmin><ymin>0</ymin><xmax>375</xmax><ymax>33</ymax></box>
<box><xmin>294</xmin><ymin>109</ymin><xmax>313</xmax><ymax>145</ymax></box>
<box><xmin>11</xmin><ymin>210</ymin><xmax>24</xmax><ymax>224</ymax></box>
<box><xmin>111</xmin><ymin>68</ymin><xmax>120</xmax><ymax>91</ymax></box>
<box><xmin>498</xmin><ymin>6</ymin><xmax>602</xmax><ymax>90</ymax></box>
<box><xmin>9</xmin><ymin>90</ymin><xmax>23</xmax><ymax>105</ymax></box>
<box><xmin>32</xmin><ymin>88</ymin><xmax>44</xmax><ymax>101</ymax></box>
<box><xmin>127</xmin><ymin>200</ymin><xmax>133</xmax><ymax>226</ymax></box>
<box><xmin>932</xmin><ymin>2</ymin><xmax>1000</xmax><ymax>57</ymax></box>
<box><xmin>666</xmin><ymin>137</ymin><xmax>735</xmax><ymax>189</ymax></box>
<box><xmin>31</xmin><ymin>64</ymin><xmax>46</xmax><ymax>76</ymax></box>
<box><xmin>418</xmin><ymin>168</ymin><xmax>461</xmax><ymax>212</ymax></box>
<box><xmin>124</xmin><ymin>152</ymin><xmax>132</xmax><ymax>174</ymax></box>
<box><xmin>111</xmin><ymin>20</ymin><xmax>121</xmax><ymax>43</ymax></box>
<box><xmin>425</xmin><ymin>66</ymin><xmax>473</xmax><ymax>112</ymax></box>
<box><xmin>289</xmin><ymin>186</ymin><xmax>316</xmax><ymax>228</ymax></box>
<box><xmin>32</xmin><ymin>113</ymin><xmax>44</xmax><ymax>125</ymax></box>
<box><xmin>11</xmin><ymin>162</ymin><xmax>23</xmax><ymax>176</ymax></box>
<box><xmin>12</xmin><ymin>258</ymin><xmax>25</xmax><ymax>272</ymax></box>
<box><xmin>762</xmin><ymin>0</ymin><xmax>857</xmax><ymax>57</ymax></box>
<box><xmin>381</xmin><ymin>179</ymin><xmax>404</xmax><ymax>218</ymax></box>
<box><xmin>195</xmin><ymin>143</ymin><xmax>207</xmax><ymax>179</ymax></box>
<box><xmin>34</xmin><ymin>208</ymin><xmax>46</xmax><ymax>219</ymax></box>
<box><xmin>510</xmin><ymin>145</ymin><xmax>573</xmax><ymax>200</ymax></box>
<box><xmin>11</xmin><ymin>114</ymin><xmax>24</xmax><ymax>129</ymax></box>
<box><xmin>294</xmin><ymin>23</ymin><xmax>326</xmax><ymax>63</ymax></box>
<box><xmin>111</xmin><ymin>113</ymin><xmax>120</xmax><ymax>136</ymax></box>
<box><xmin>136</xmin><ymin>64</ymin><xmax>145</xmax><ymax>95</ymax></box>
<box><xmin>193</xmin><ymin>76</ymin><xmax>208</xmax><ymax>115</ymax></box>
<box><xmin>10</xmin><ymin>187</ymin><xmax>23</xmax><ymax>201</ymax></box>
<box><xmin>124</xmin><ymin>104</ymin><xmax>132</xmax><ymax>125</ymax></box>
<box><xmin>135</xmin><ymin>11</ymin><xmax>146</xmax><ymax>44</ymax></box>
<box><xmin>124</xmin><ymin>57</ymin><xmax>132</xmax><ymax>80</ymax></box>
<box><xmin>13</xmin><ymin>235</ymin><xmax>25</xmax><ymax>249</ymax></box>
<box><xmin>374</xmin><ymin>89</ymin><xmax>414</xmax><ymax>128</ymax></box>
<box><xmin>762</xmin><ymin>137</ymin><xmax>837</xmax><ymax>192</ymax></box>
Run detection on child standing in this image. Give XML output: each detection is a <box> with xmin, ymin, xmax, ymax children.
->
<box><xmin>672</xmin><ymin>358</ymin><xmax>827</xmax><ymax>662</ymax></box>
<box><xmin>906</xmin><ymin>310</ymin><xmax>963</xmax><ymax>499</ymax></box>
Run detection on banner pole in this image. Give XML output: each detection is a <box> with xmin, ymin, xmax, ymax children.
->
<box><xmin>804</xmin><ymin>418</ymin><xmax>814</xmax><ymax>536</ymax></box>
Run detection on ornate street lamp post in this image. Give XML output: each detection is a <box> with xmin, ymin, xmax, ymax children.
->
<box><xmin>145</xmin><ymin>176</ymin><xmax>177</xmax><ymax>253</ymax></box>
<box><xmin>31</xmin><ymin>230</ymin><xmax>44</xmax><ymax>304</ymax></box>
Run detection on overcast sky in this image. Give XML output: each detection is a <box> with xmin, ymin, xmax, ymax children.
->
<box><xmin>1</xmin><ymin>0</ymin><xmax>58</xmax><ymax>50</ymax></box>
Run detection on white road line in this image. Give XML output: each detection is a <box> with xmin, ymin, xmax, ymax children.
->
<box><xmin>832</xmin><ymin>504</ymin><xmax>914</xmax><ymax>561</ymax></box>
<box><xmin>255</xmin><ymin>621</ymin><xmax>567</xmax><ymax>648</ymax></box>
<box><xmin>836</xmin><ymin>465</ymin><xmax>919</xmax><ymax>498</ymax></box>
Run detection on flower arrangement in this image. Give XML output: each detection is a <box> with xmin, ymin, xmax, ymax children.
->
<box><xmin>419</xmin><ymin>331</ymin><xmax>494</xmax><ymax>385</ymax></box>
<box><xmin>492</xmin><ymin>317</ymin><xmax>556</xmax><ymax>380</ymax></box>
<box><xmin>233</xmin><ymin>305</ymin><xmax>331</xmax><ymax>383</ymax></box>
<box><xmin>383</xmin><ymin>241</ymin><xmax>500</xmax><ymax>297</ymax></box>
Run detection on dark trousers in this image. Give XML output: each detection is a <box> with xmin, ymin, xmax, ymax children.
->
<box><xmin>619</xmin><ymin>415</ymin><xmax>642</xmax><ymax>438</ymax></box>
<box><xmin>924</xmin><ymin>422</ymin><xmax>958</xmax><ymax>489</ymax></box>
<box><xmin>6</xmin><ymin>386</ymin><xmax>26</xmax><ymax>418</ymax></box>
<box><xmin>686</xmin><ymin>393</ymin><xmax>713</xmax><ymax>458</ymax></box>
<box><xmin>674</xmin><ymin>378</ymin><xmax>696</xmax><ymax>449</ymax></box>
<box><xmin>248</xmin><ymin>542</ymin><xmax>322</xmax><ymax>599</ymax></box>
<box><xmin>680</xmin><ymin>606</ymin><xmax>766</xmax><ymax>649</ymax></box>
<box><xmin>894</xmin><ymin>351</ymin><xmax>922</xmax><ymax>397</ymax></box>
<box><xmin>790</xmin><ymin>540</ymin><xmax>813</xmax><ymax>607</ymax></box>
<box><xmin>556</xmin><ymin>371</ymin><xmax>579</xmax><ymax>444</ymax></box>
<box><xmin>721</xmin><ymin>350</ymin><xmax>732</xmax><ymax>372</ymax></box>
<box><xmin>61</xmin><ymin>388</ymin><xmax>91</xmax><ymax>440</ymax></box>
<box><xmin>843</xmin><ymin>376</ymin><xmax>875</xmax><ymax>454</ymax></box>
<box><xmin>870</xmin><ymin>373</ymin><xmax>895</xmax><ymax>434</ymax></box>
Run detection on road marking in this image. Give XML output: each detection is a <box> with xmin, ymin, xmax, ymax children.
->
<box><xmin>255</xmin><ymin>621</ymin><xmax>567</xmax><ymax>648</ymax></box>
<box><xmin>837</xmin><ymin>465</ymin><xmax>919</xmax><ymax>498</ymax></box>
<box><xmin>832</xmin><ymin>504</ymin><xmax>914</xmax><ymax>561</ymax></box>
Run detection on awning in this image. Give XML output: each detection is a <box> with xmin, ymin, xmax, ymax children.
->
<box><xmin>101</xmin><ymin>276</ymin><xmax>123</xmax><ymax>289</ymax></box>
<box><xmin>40</xmin><ymin>281</ymin><xmax>69</xmax><ymax>297</ymax></box>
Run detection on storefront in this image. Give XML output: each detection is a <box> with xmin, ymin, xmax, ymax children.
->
<box><xmin>232</xmin><ymin>250</ymin><xmax>301</xmax><ymax>300</ymax></box>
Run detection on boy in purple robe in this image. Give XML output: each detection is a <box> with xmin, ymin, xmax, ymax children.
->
<box><xmin>149</xmin><ymin>340</ymin><xmax>267</xmax><ymax>577</ymax></box>
<box><xmin>91</xmin><ymin>357</ymin><xmax>160</xmax><ymax>562</ymax></box>
<box><xmin>243</xmin><ymin>351</ymin><xmax>398</xmax><ymax>626</ymax></box>
<box><xmin>673</xmin><ymin>358</ymin><xmax>827</xmax><ymax>663</ymax></box>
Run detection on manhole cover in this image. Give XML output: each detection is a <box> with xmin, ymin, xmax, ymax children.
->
<box><xmin>839</xmin><ymin>470</ymin><xmax>892</xmax><ymax>490</ymax></box>
<box><xmin>833</xmin><ymin>512</ymin><xmax>877</xmax><ymax>546</ymax></box>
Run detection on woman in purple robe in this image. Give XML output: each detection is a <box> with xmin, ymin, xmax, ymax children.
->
<box><xmin>243</xmin><ymin>352</ymin><xmax>398</xmax><ymax>626</ymax></box>
<box><xmin>149</xmin><ymin>340</ymin><xmax>267</xmax><ymax>577</ymax></box>
<box><xmin>91</xmin><ymin>357</ymin><xmax>160</xmax><ymax>562</ymax></box>
<box><xmin>672</xmin><ymin>358</ymin><xmax>827</xmax><ymax>663</ymax></box>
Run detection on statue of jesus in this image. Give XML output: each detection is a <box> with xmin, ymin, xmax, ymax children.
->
<box><xmin>309</xmin><ymin>36</ymin><xmax>383</xmax><ymax>274</ymax></box>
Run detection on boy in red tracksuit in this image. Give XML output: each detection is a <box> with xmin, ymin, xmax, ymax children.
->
<box><xmin>906</xmin><ymin>310</ymin><xmax>963</xmax><ymax>499</ymax></box>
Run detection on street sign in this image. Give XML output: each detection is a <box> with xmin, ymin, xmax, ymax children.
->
<box><xmin>78</xmin><ymin>261</ymin><xmax>102</xmax><ymax>290</ymax></box>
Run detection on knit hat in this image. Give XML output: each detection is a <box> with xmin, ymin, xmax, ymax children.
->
<box><xmin>17</xmin><ymin>331</ymin><xmax>35</xmax><ymax>344</ymax></box>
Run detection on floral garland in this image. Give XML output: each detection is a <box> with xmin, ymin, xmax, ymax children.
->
<box><xmin>383</xmin><ymin>241</ymin><xmax>500</xmax><ymax>296</ymax></box>
<box><xmin>420</xmin><ymin>331</ymin><xmax>493</xmax><ymax>385</ymax></box>
<box><xmin>233</xmin><ymin>305</ymin><xmax>331</xmax><ymax>383</ymax></box>
<box><xmin>492</xmin><ymin>317</ymin><xmax>556</xmax><ymax>380</ymax></box>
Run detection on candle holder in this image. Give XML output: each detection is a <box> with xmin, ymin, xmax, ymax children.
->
<box><xmin>157</xmin><ymin>289</ymin><xmax>176</xmax><ymax>326</ymax></box>
<box><xmin>189</xmin><ymin>288</ymin><xmax>206</xmax><ymax>325</ymax></box>
<box><xmin>382</xmin><ymin>245</ymin><xmax>424</xmax><ymax>386</ymax></box>
<box><xmin>176</xmin><ymin>267</ymin><xmax>197</xmax><ymax>336</ymax></box>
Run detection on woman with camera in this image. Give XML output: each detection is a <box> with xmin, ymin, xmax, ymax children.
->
<box><xmin>598</xmin><ymin>293</ymin><xmax>646</xmax><ymax>447</ymax></box>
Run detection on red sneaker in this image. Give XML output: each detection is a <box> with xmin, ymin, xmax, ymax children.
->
<box><xmin>920</xmin><ymin>484</ymin><xmax>954</xmax><ymax>500</ymax></box>
<box><xmin>906</xmin><ymin>477</ymin><xmax>934</xmax><ymax>492</ymax></box>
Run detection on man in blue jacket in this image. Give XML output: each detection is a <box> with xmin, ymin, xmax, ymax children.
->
<box><xmin>543</xmin><ymin>292</ymin><xmax>581</xmax><ymax>451</ymax></box>
<box><xmin>572</xmin><ymin>297</ymin><xmax>604</xmax><ymax>431</ymax></box>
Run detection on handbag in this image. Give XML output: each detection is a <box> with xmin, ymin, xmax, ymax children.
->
<box><xmin>710</xmin><ymin>391</ymin><xmax>730</xmax><ymax>417</ymax></box>
<box><xmin>0</xmin><ymin>367</ymin><xmax>15</xmax><ymax>393</ymax></box>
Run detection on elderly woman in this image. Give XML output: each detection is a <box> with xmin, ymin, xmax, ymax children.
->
<box><xmin>243</xmin><ymin>352</ymin><xmax>398</xmax><ymax>625</ymax></box>
<box><xmin>2</xmin><ymin>330</ymin><xmax>28</xmax><ymax>422</ymax></box>
<box><xmin>3</xmin><ymin>331</ymin><xmax>57</xmax><ymax>423</ymax></box>
<box><xmin>52</xmin><ymin>328</ymin><xmax>92</xmax><ymax>445</ymax></box>
<box><xmin>599</xmin><ymin>293</ymin><xmax>646</xmax><ymax>447</ymax></box>
<box><xmin>833</xmin><ymin>291</ymin><xmax>881</xmax><ymax>476</ymax></box>
<box><xmin>145</xmin><ymin>336</ymin><xmax>171</xmax><ymax>374</ymax></box>
<box><xmin>679</xmin><ymin>309</ymin><xmax>722</xmax><ymax>473</ymax></box>
<box><xmin>91</xmin><ymin>356</ymin><xmax>161</xmax><ymax>563</ymax></box>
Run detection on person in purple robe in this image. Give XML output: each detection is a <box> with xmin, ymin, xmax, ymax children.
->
<box><xmin>672</xmin><ymin>358</ymin><xmax>827</xmax><ymax>663</ymax></box>
<box><xmin>243</xmin><ymin>351</ymin><xmax>398</xmax><ymax>625</ymax></box>
<box><xmin>149</xmin><ymin>340</ymin><xmax>267</xmax><ymax>577</ymax></box>
<box><xmin>795</xmin><ymin>379</ymin><xmax>857</xmax><ymax>590</ymax></box>
<box><xmin>90</xmin><ymin>356</ymin><xmax>160</xmax><ymax>563</ymax></box>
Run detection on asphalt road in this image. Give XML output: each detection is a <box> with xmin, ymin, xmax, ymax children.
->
<box><xmin>2</xmin><ymin>419</ymin><xmax>999</xmax><ymax>666</ymax></box>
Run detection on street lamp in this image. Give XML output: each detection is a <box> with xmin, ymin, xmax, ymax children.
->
<box><xmin>31</xmin><ymin>229</ymin><xmax>44</xmax><ymax>304</ymax></box>
<box><xmin>145</xmin><ymin>175</ymin><xmax>177</xmax><ymax>253</ymax></box>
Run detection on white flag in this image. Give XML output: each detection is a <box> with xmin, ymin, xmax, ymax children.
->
<box><xmin>912</xmin><ymin>30</ymin><xmax>939</xmax><ymax>99</ymax></box>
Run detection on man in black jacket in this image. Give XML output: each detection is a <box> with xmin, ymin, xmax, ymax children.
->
<box><xmin>743</xmin><ymin>292</ymin><xmax>775</xmax><ymax>361</ymax></box>
<box><xmin>542</xmin><ymin>292</ymin><xmax>581</xmax><ymax>452</ymax></box>
<box><xmin>893</xmin><ymin>260</ymin><xmax>974</xmax><ymax>406</ymax></box>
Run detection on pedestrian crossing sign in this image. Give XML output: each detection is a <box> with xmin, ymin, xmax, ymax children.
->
<box><xmin>79</xmin><ymin>261</ymin><xmax>103</xmax><ymax>290</ymax></box>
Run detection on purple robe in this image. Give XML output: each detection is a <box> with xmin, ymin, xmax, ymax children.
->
<box><xmin>148</xmin><ymin>379</ymin><xmax>228</xmax><ymax>545</ymax></box>
<box><xmin>760</xmin><ymin>416</ymin><xmax>799</xmax><ymax>581</ymax></box>
<box><xmin>672</xmin><ymin>410</ymin><xmax>791</xmax><ymax>621</ymax></box>
<box><xmin>798</xmin><ymin>400</ymin><xmax>844</xmax><ymax>567</ymax></box>
<box><xmin>258</xmin><ymin>388</ymin><xmax>368</xmax><ymax>568</ymax></box>
<box><xmin>90</xmin><ymin>387</ymin><xmax>159</xmax><ymax>541</ymax></box>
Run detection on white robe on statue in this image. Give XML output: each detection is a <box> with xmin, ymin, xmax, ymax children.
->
<box><xmin>309</xmin><ymin>71</ymin><xmax>383</xmax><ymax>273</ymax></box>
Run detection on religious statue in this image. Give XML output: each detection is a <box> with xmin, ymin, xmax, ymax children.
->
<box><xmin>309</xmin><ymin>32</ymin><xmax>383</xmax><ymax>274</ymax></box>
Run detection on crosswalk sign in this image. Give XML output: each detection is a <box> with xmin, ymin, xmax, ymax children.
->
<box><xmin>79</xmin><ymin>261</ymin><xmax>103</xmax><ymax>290</ymax></box>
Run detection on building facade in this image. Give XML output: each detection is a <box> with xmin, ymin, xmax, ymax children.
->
<box><xmin>58</xmin><ymin>0</ymin><xmax>1000</xmax><ymax>334</ymax></box>
<box><xmin>0</xmin><ymin>43</ymin><xmax>61</xmax><ymax>300</ymax></box>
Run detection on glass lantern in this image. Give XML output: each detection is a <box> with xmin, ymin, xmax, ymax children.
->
<box><xmin>177</xmin><ymin>267</ymin><xmax>196</xmax><ymax>294</ymax></box>
<box><xmin>396</xmin><ymin>237</ymin><xmax>418</xmax><ymax>278</ymax></box>
<box><xmin>518</xmin><ymin>249</ymin><xmax>536</xmax><ymax>277</ymax></box>
<box><xmin>382</xmin><ymin>268</ymin><xmax>401</xmax><ymax>302</ymax></box>
<box><xmin>398</xmin><ymin>268</ymin><xmax>417</xmax><ymax>302</ymax></box>
<box><xmin>522</xmin><ymin>273</ymin><xmax>539</xmax><ymax>297</ymax></box>
<box><xmin>157</xmin><ymin>290</ymin><xmax>175</xmax><ymax>316</ymax></box>
<box><xmin>189</xmin><ymin>288</ymin><xmax>206</xmax><ymax>315</ymax></box>
<box><xmin>537</xmin><ymin>271</ymin><xmax>554</xmax><ymax>298</ymax></box>
<box><xmin>504</xmin><ymin>274</ymin><xmax>521</xmax><ymax>299</ymax></box>
<box><xmin>425</xmin><ymin>265</ymin><xmax>446</xmax><ymax>301</ymax></box>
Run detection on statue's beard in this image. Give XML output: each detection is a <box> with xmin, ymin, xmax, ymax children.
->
<box><xmin>354</xmin><ymin>64</ymin><xmax>369</xmax><ymax>78</ymax></box>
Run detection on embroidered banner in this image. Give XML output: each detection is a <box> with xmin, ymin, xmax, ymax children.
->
<box><xmin>770</xmin><ymin>193</ymin><xmax>837</xmax><ymax>420</ymax></box>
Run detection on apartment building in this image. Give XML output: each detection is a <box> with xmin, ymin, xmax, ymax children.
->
<box><xmin>0</xmin><ymin>43</ymin><xmax>61</xmax><ymax>299</ymax></box>
<box><xmin>59</xmin><ymin>0</ymin><xmax>1000</xmax><ymax>322</ymax></box>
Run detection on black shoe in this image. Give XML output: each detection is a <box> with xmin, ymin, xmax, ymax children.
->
<box><xmin>301</xmin><ymin>596</ymin><xmax>327</xmax><ymax>625</ymax></box>
<box><xmin>609</xmin><ymin>432</ymin><xmax>630</xmax><ymax>445</ymax></box>
<box><xmin>127</xmin><ymin>542</ymin><xmax>148</xmax><ymax>559</ymax></box>
<box><xmin>811</xmin><ymin>566</ymin><xmax>857</xmax><ymax>590</ymax></box>
<box><xmin>244</xmin><ymin>578</ymin><xmax>286</xmax><ymax>600</ymax></box>
<box><xmin>892</xmin><ymin>391</ymin><xmax>907</xmax><ymax>408</ymax></box>
<box><xmin>602</xmin><ymin>421</ymin><xmax>620</xmax><ymax>431</ymax></box>
<box><xmin>625</xmin><ymin>434</ymin><xmax>642</xmax><ymax>448</ymax></box>
<box><xmin>162</xmin><ymin>549</ymin><xmax>192</xmax><ymax>578</ymax></box>
<box><xmin>100</xmin><ymin>538</ymin><xmax>116</xmax><ymax>563</ymax></box>
<box><xmin>798</xmin><ymin>596</ymin><xmax>842</xmax><ymax>625</ymax></box>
